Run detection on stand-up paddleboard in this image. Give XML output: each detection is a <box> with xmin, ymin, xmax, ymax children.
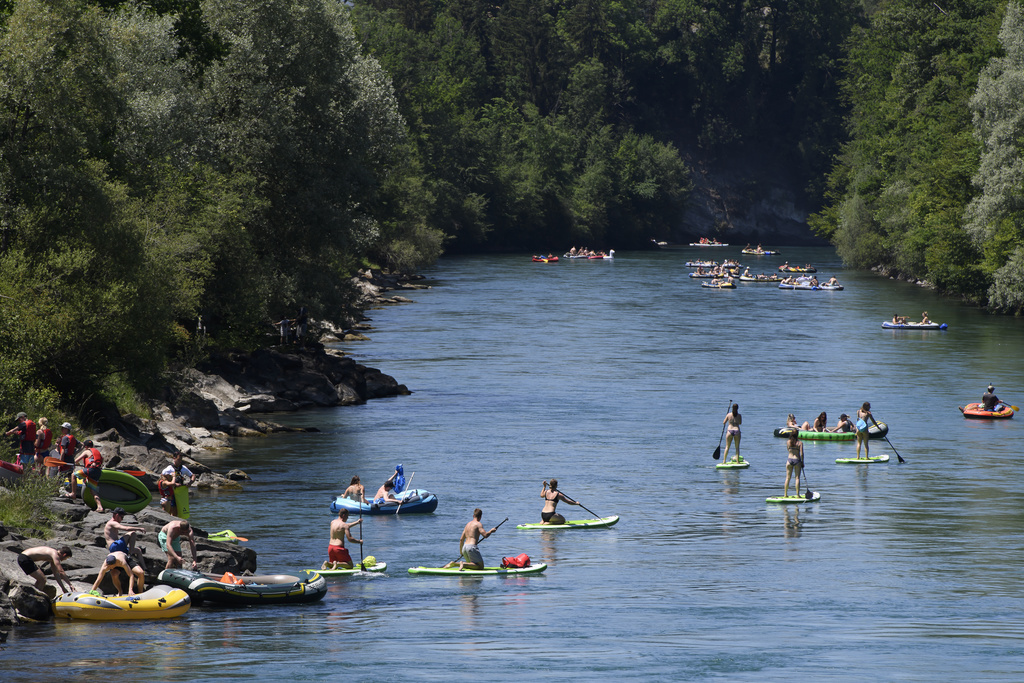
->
<box><xmin>516</xmin><ymin>516</ymin><xmax>619</xmax><ymax>530</ymax></box>
<box><xmin>715</xmin><ymin>458</ymin><xmax>750</xmax><ymax>469</ymax></box>
<box><xmin>408</xmin><ymin>563</ymin><xmax>548</xmax><ymax>576</ymax></box>
<box><xmin>313</xmin><ymin>562</ymin><xmax>387</xmax><ymax>576</ymax></box>
<box><xmin>173</xmin><ymin>484</ymin><xmax>190</xmax><ymax>519</ymax></box>
<box><xmin>766</xmin><ymin>492</ymin><xmax>821</xmax><ymax>504</ymax></box>
<box><xmin>208</xmin><ymin>530</ymin><xmax>248</xmax><ymax>543</ymax></box>
<box><xmin>835</xmin><ymin>454</ymin><xmax>889</xmax><ymax>464</ymax></box>
<box><xmin>80</xmin><ymin>469</ymin><xmax>152</xmax><ymax>512</ymax></box>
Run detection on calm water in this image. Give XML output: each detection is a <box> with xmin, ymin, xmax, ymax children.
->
<box><xmin>6</xmin><ymin>247</ymin><xmax>1024</xmax><ymax>680</ymax></box>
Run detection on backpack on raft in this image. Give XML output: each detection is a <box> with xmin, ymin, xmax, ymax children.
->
<box><xmin>500</xmin><ymin>553</ymin><xmax>531</xmax><ymax>569</ymax></box>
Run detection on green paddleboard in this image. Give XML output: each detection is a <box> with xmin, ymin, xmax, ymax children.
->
<box><xmin>766</xmin><ymin>492</ymin><xmax>821</xmax><ymax>504</ymax></box>
<box><xmin>835</xmin><ymin>454</ymin><xmax>889</xmax><ymax>464</ymax></box>
<box><xmin>715</xmin><ymin>459</ymin><xmax>750</xmax><ymax>469</ymax></box>
<box><xmin>408</xmin><ymin>563</ymin><xmax>548</xmax><ymax>576</ymax></box>
<box><xmin>312</xmin><ymin>562</ymin><xmax>387</xmax><ymax>576</ymax></box>
<box><xmin>516</xmin><ymin>516</ymin><xmax>619</xmax><ymax>530</ymax></box>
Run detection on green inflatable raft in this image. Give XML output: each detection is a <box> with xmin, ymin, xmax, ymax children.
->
<box><xmin>773</xmin><ymin>421</ymin><xmax>888</xmax><ymax>441</ymax></box>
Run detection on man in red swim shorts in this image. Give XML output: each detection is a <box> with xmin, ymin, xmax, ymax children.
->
<box><xmin>323</xmin><ymin>509</ymin><xmax>362</xmax><ymax>569</ymax></box>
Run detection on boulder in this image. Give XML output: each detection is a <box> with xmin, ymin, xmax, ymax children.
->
<box><xmin>9</xmin><ymin>585</ymin><xmax>51</xmax><ymax>621</ymax></box>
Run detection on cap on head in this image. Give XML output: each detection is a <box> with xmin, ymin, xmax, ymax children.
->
<box><xmin>16</xmin><ymin>412</ymin><xmax>26</xmax><ymax>419</ymax></box>
<box><xmin>840</xmin><ymin>414</ymin><xmax>848</xmax><ymax>420</ymax></box>
<box><xmin>988</xmin><ymin>385</ymin><xmax>995</xmax><ymax>391</ymax></box>
<box><xmin>61</xmin><ymin>422</ymin><xmax>72</xmax><ymax>429</ymax></box>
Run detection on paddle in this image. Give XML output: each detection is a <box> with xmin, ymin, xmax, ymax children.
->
<box><xmin>358</xmin><ymin>497</ymin><xmax>365</xmax><ymax>571</ymax></box>
<box><xmin>43</xmin><ymin>456</ymin><xmax>73</xmax><ymax>469</ymax></box>
<box><xmin>447</xmin><ymin>517</ymin><xmax>508</xmax><ymax>566</ymax></box>
<box><xmin>394</xmin><ymin>471</ymin><xmax>415</xmax><ymax>515</ymax></box>
<box><xmin>880</xmin><ymin>432</ymin><xmax>906</xmax><ymax>464</ymax></box>
<box><xmin>800</xmin><ymin>462</ymin><xmax>815</xmax><ymax>500</ymax></box>
<box><xmin>712</xmin><ymin>399</ymin><xmax>731</xmax><ymax>460</ymax></box>
<box><xmin>555</xmin><ymin>489</ymin><xmax>602</xmax><ymax>520</ymax></box>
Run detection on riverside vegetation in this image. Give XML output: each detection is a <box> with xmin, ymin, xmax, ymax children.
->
<box><xmin>1</xmin><ymin>0</ymin><xmax>1024</xmax><ymax>428</ymax></box>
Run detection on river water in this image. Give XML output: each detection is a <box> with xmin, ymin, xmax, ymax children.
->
<box><xmin>6</xmin><ymin>247</ymin><xmax>1024</xmax><ymax>680</ymax></box>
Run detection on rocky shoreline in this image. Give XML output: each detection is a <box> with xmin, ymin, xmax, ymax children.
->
<box><xmin>0</xmin><ymin>268</ymin><xmax>427</xmax><ymax>629</ymax></box>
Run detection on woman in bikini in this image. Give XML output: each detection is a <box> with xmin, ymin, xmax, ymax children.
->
<box><xmin>812</xmin><ymin>411</ymin><xmax>828</xmax><ymax>432</ymax></box>
<box><xmin>342</xmin><ymin>476</ymin><xmax>367</xmax><ymax>504</ymax></box>
<box><xmin>540</xmin><ymin>479</ymin><xmax>581</xmax><ymax>524</ymax></box>
<box><xmin>784</xmin><ymin>430</ymin><xmax>804</xmax><ymax>498</ymax></box>
<box><xmin>722</xmin><ymin>404</ymin><xmax>742</xmax><ymax>463</ymax></box>
<box><xmin>855</xmin><ymin>402</ymin><xmax>878</xmax><ymax>459</ymax></box>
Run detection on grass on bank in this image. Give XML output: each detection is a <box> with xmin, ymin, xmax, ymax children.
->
<box><xmin>0</xmin><ymin>471</ymin><xmax>66</xmax><ymax>536</ymax></box>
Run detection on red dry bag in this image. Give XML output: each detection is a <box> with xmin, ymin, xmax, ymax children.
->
<box><xmin>500</xmin><ymin>553</ymin><xmax>531</xmax><ymax>569</ymax></box>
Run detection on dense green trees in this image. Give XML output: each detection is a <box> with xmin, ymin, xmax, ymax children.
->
<box><xmin>0</xmin><ymin>0</ymin><xmax>412</xmax><ymax>415</ymax></box>
<box><xmin>811</xmin><ymin>0</ymin><xmax>1024</xmax><ymax>310</ymax></box>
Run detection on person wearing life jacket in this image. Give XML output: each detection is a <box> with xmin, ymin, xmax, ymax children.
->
<box><xmin>34</xmin><ymin>416</ymin><xmax>53</xmax><ymax>469</ymax></box>
<box><xmin>74</xmin><ymin>440</ymin><xmax>105</xmax><ymax>512</ymax></box>
<box><xmin>56</xmin><ymin>422</ymin><xmax>78</xmax><ymax>489</ymax></box>
<box><xmin>5</xmin><ymin>412</ymin><xmax>37</xmax><ymax>467</ymax></box>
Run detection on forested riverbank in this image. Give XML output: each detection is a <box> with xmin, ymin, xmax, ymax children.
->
<box><xmin>1</xmin><ymin>0</ymin><xmax>1024</xmax><ymax>426</ymax></box>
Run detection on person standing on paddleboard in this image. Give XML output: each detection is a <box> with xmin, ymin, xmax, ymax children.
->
<box><xmin>540</xmin><ymin>479</ymin><xmax>582</xmax><ymax>524</ymax></box>
<box><xmin>855</xmin><ymin>402</ymin><xmax>880</xmax><ymax>460</ymax></box>
<box><xmin>722</xmin><ymin>404</ymin><xmax>742</xmax><ymax>463</ymax></box>
<box><xmin>442</xmin><ymin>509</ymin><xmax>497</xmax><ymax>570</ymax></box>
<box><xmin>784</xmin><ymin>431</ymin><xmax>804</xmax><ymax>498</ymax></box>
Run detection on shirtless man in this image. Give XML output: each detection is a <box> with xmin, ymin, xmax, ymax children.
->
<box><xmin>159</xmin><ymin>520</ymin><xmax>198</xmax><ymax>570</ymax></box>
<box><xmin>91</xmin><ymin>551</ymin><xmax>145</xmax><ymax>596</ymax></box>
<box><xmin>373</xmin><ymin>480</ymin><xmax>402</xmax><ymax>505</ymax></box>
<box><xmin>104</xmin><ymin>507</ymin><xmax>147</xmax><ymax>570</ymax></box>
<box><xmin>322</xmin><ymin>509</ymin><xmax>363</xmax><ymax>569</ymax></box>
<box><xmin>17</xmin><ymin>546</ymin><xmax>73</xmax><ymax>592</ymax></box>
<box><xmin>442</xmin><ymin>509</ymin><xmax>498</xmax><ymax>570</ymax></box>
<box><xmin>540</xmin><ymin>479</ymin><xmax>581</xmax><ymax>524</ymax></box>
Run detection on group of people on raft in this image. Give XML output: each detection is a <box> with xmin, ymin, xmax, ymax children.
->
<box><xmin>324</xmin><ymin>470</ymin><xmax>588</xmax><ymax>571</ymax></box>
<box><xmin>780</xmin><ymin>275</ymin><xmax>841</xmax><ymax>287</ymax></box>
<box><xmin>891</xmin><ymin>311</ymin><xmax>931</xmax><ymax>325</ymax></box>
<box><xmin>564</xmin><ymin>247</ymin><xmax>611</xmax><ymax>258</ymax></box>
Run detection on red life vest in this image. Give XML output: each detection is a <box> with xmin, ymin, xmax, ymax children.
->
<box><xmin>37</xmin><ymin>427</ymin><xmax>52</xmax><ymax>452</ymax></box>
<box><xmin>60</xmin><ymin>434</ymin><xmax>77</xmax><ymax>461</ymax></box>
<box><xmin>84</xmin><ymin>447</ymin><xmax>102</xmax><ymax>468</ymax></box>
<box><xmin>22</xmin><ymin>419</ymin><xmax>36</xmax><ymax>444</ymax></box>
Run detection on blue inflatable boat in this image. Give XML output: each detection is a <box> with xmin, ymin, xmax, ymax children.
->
<box><xmin>329</xmin><ymin>488</ymin><xmax>439</xmax><ymax>515</ymax></box>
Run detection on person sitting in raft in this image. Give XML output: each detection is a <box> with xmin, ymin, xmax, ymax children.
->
<box><xmin>829</xmin><ymin>414</ymin><xmax>855</xmax><ymax>433</ymax></box>
<box><xmin>784</xmin><ymin>431</ymin><xmax>804</xmax><ymax>498</ymax></box>
<box><xmin>779</xmin><ymin>262</ymin><xmax>789</xmax><ymax>271</ymax></box>
<box><xmin>343</xmin><ymin>475</ymin><xmax>368</xmax><ymax>504</ymax></box>
<box><xmin>812</xmin><ymin>411</ymin><xmax>828</xmax><ymax>432</ymax></box>
<box><xmin>891</xmin><ymin>313</ymin><xmax>909</xmax><ymax>325</ymax></box>
<box><xmin>809</xmin><ymin>276</ymin><xmax>819</xmax><ymax>287</ymax></box>
<box><xmin>323</xmin><ymin>508</ymin><xmax>362</xmax><ymax>570</ymax></box>
<box><xmin>921</xmin><ymin>311</ymin><xmax>931</xmax><ymax>324</ymax></box>
<box><xmin>826</xmin><ymin>277</ymin><xmax>840</xmax><ymax>287</ymax></box>
<box><xmin>540</xmin><ymin>479</ymin><xmax>582</xmax><ymax>524</ymax></box>
<box><xmin>786</xmin><ymin>414</ymin><xmax>799</xmax><ymax>429</ymax></box>
<box><xmin>982</xmin><ymin>385</ymin><xmax>1002</xmax><ymax>411</ymax></box>
<box><xmin>742</xmin><ymin>267</ymin><xmax>751</xmax><ymax>277</ymax></box>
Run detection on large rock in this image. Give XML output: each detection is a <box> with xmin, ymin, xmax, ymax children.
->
<box><xmin>9</xmin><ymin>585</ymin><xmax>50</xmax><ymax>621</ymax></box>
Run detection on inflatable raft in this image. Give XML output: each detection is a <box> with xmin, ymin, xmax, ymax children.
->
<box><xmin>158</xmin><ymin>568</ymin><xmax>327</xmax><ymax>605</ymax></box>
<box><xmin>959</xmin><ymin>403</ymin><xmax>1014</xmax><ymax>419</ymax></box>
<box><xmin>882</xmin><ymin>321</ymin><xmax>948</xmax><ymax>330</ymax></box>
<box><xmin>739</xmin><ymin>275</ymin><xmax>781</xmax><ymax>282</ymax></box>
<box><xmin>532</xmin><ymin>256</ymin><xmax>558</xmax><ymax>262</ymax></box>
<box><xmin>778</xmin><ymin>283</ymin><xmax>844</xmax><ymax>291</ymax></box>
<box><xmin>329</xmin><ymin>488</ymin><xmax>438</xmax><ymax>515</ymax></box>
<box><xmin>690</xmin><ymin>241</ymin><xmax>728</xmax><ymax>247</ymax></box>
<box><xmin>779</xmin><ymin>265</ymin><xmax>817</xmax><ymax>273</ymax></box>
<box><xmin>741</xmin><ymin>248</ymin><xmax>781</xmax><ymax>255</ymax></box>
<box><xmin>701</xmin><ymin>281</ymin><xmax>736</xmax><ymax>289</ymax></box>
<box><xmin>78</xmin><ymin>469</ymin><xmax>152</xmax><ymax>513</ymax></box>
<box><xmin>53</xmin><ymin>585</ymin><xmax>191</xmax><ymax>621</ymax></box>
<box><xmin>0</xmin><ymin>460</ymin><xmax>23</xmax><ymax>483</ymax></box>
<box><xmin>773</xmin><ymin>421</ymin><xmax>889</xmax><ymax>440</ymax></box>
<box><xmin>685</xmin><ymin>261</ymin><xmax>717</xmax><ymax>268</ymax></box>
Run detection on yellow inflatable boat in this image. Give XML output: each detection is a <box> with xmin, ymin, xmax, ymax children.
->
<box><xmin>53</xmin><ymin>585</ymin><xmax>191</xmax><ymax>621</ymax></box>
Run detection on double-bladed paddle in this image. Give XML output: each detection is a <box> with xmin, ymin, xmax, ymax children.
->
<box><xmin>394</xmin><ymin>471</ymin><xmax>415</xmax><ymax>515</ymax></box>
<box><xmin>712</xmin><ymin>399</ymin><xmax>731</xmax><ymax>460</ymax></box>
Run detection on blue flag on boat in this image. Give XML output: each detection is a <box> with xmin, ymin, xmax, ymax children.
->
<box><xmin>394</xmin><ymin>464</ymin><xmax>405</xmax><ymax>494</ymax></box>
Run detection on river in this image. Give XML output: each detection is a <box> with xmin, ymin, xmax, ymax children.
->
<box><xmin>6</xmin><ymin>247</ymin><xmax>1024</xmax><ymax>680</ymax></box>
